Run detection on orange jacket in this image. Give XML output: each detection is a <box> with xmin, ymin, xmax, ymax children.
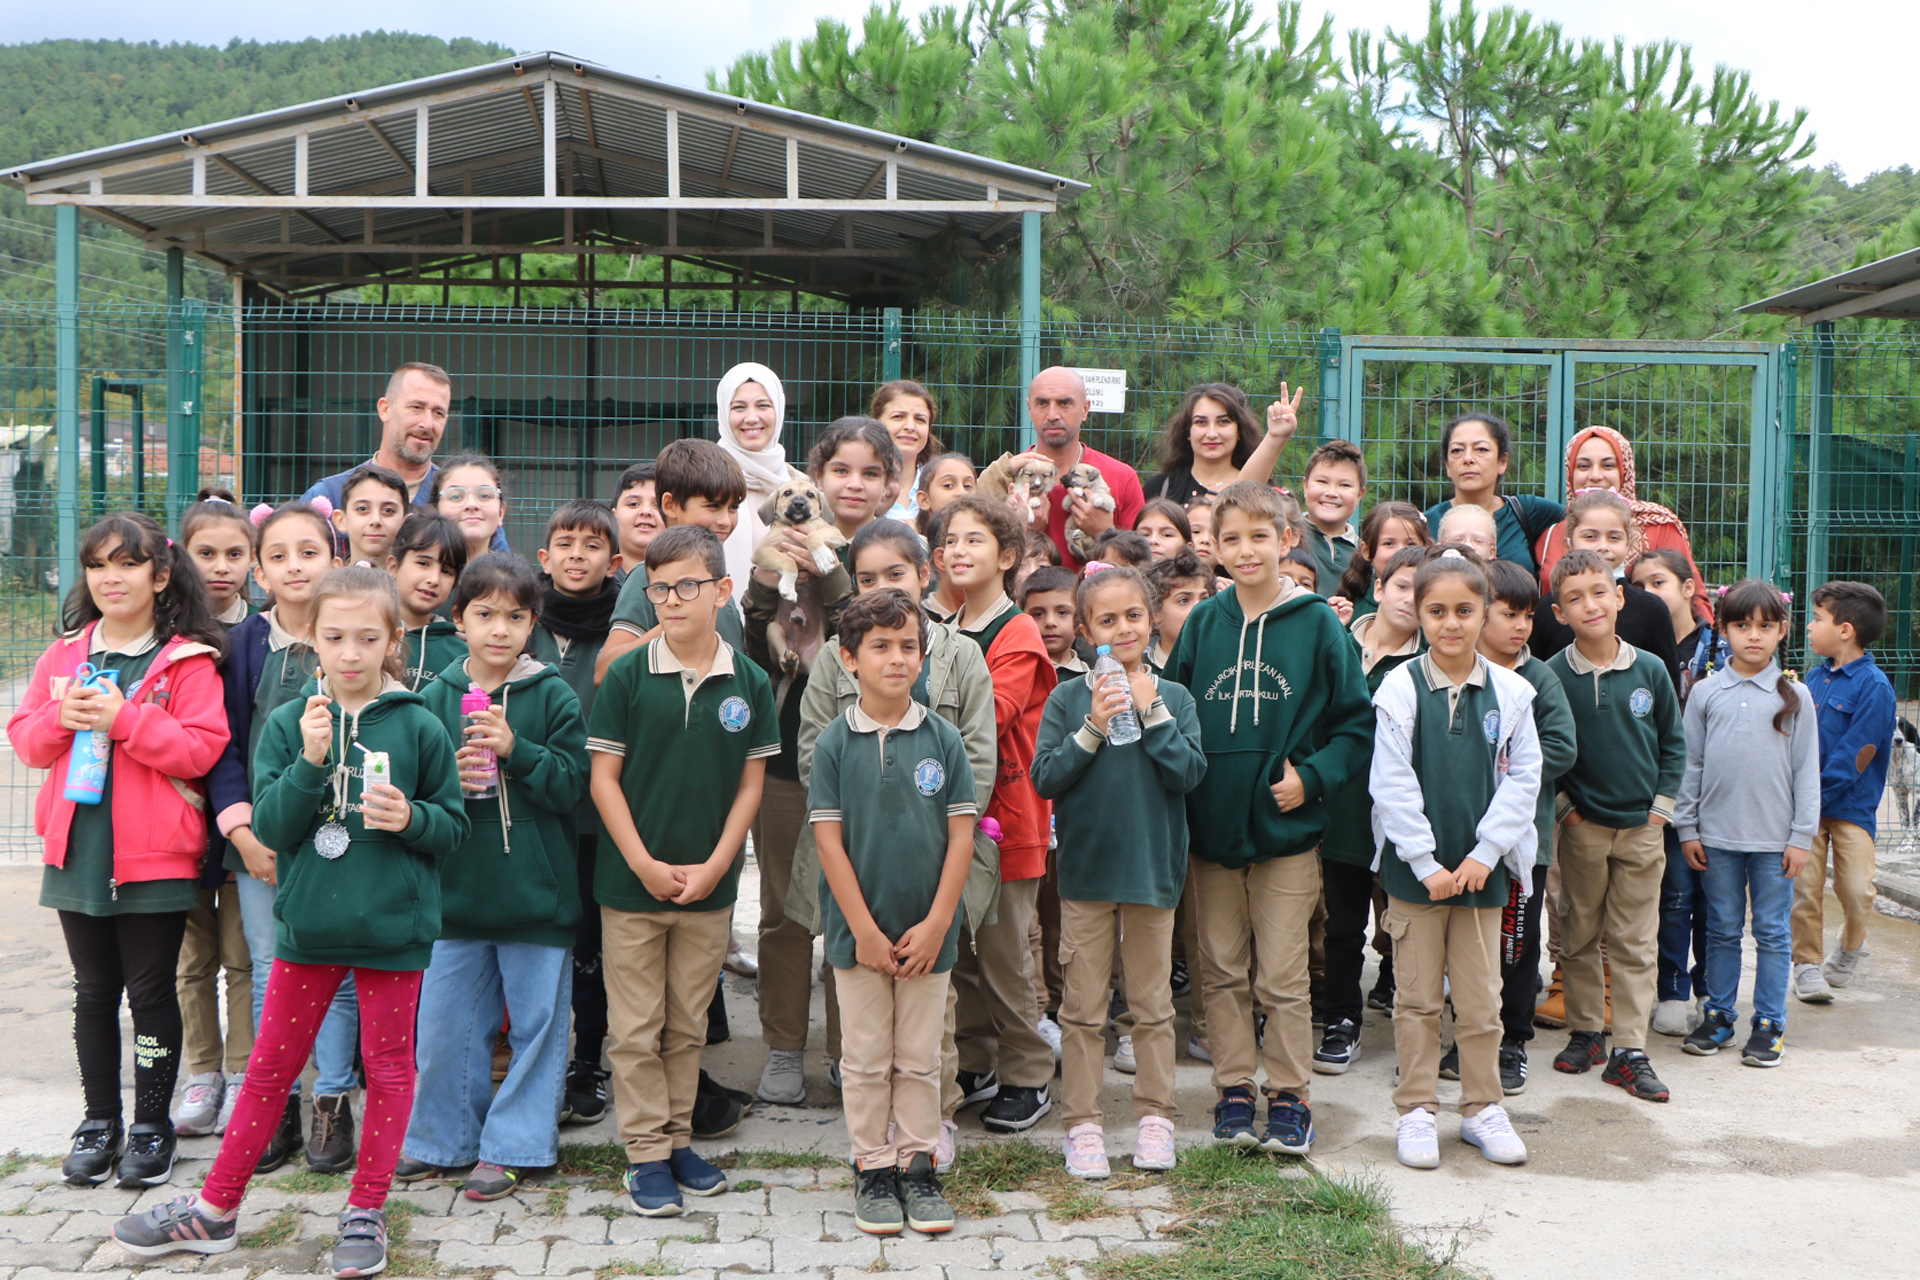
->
<box><xmin>981</xmin><ymin>612</ymin><xmax>1056</xmax><ymax>882</ymax></box>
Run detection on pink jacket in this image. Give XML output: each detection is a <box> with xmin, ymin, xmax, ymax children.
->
<box><xmin>6</xmin><ymin>626</ymin><xmax>230</xmax><ymax>883</ymax></box>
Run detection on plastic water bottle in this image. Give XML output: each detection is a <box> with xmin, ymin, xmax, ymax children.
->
<box><xmin>63</xmin><ymin>669</ymin><xmax>120</xmax><ymax>804</ymax></box>
<box><xmin>1093</xmin><ymin>645</ymin><xmax>1140</xmax><ymax>745</ymax></box>
<box><xmin>461</xmin><ymin>684</ymin><xmax>499</xmax><ymax>798</ymax></box>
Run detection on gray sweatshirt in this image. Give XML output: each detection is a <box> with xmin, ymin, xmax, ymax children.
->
<box><xmin>1673</xmin><ymin>665</ymin><xmax>1821</xmax><ymax>852</ymax></box>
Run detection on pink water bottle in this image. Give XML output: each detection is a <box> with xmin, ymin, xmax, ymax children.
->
<box><xmin>460</xmin><ymin>683</ymin><xmax>499</xmax><ymax>798</ymax></box>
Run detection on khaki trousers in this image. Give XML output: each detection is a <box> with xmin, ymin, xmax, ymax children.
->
<box><xmin>836</xmin><ymin>966</ymin><xmax>949</xmax><ymax>1169</ymax></box>
<box><xmin>953</xmin><ymin>877</ymin><xmax>1054</xmax><ymax>1089</ymax></box>
<box><xmin>1792</xmin><ymin>819</ymin><xmax>1878</xmax><ymax>964</ymax></box>
<box><xmin>1059</xmin><ymin>900</ymin><xmax>1175</xmax><ymax>1129</ymax></box>
<box><xmin>1557</xmin><ymin>821</ymin><xmax>1662</xmax><ymax>1049</ymax></box>
<box><xmin>1178</xmin><ymin>886</ymin><xmax>1206</xmax><ymax>1038</ymax></box>
<box><xmin>178</xmin><ymin>880</ymin><xmax>254</xmax><ymax>1075</ymax></box>
<box><xmin>1386</xmin><ymin>899</ymin><xmax>1501</xmax><ymax>1116</ymax></box>
<box><xmin>751</xmin><ymin>774</ymin><xmax>815</xmax><ymax>1052</ymax></box>
<box><xmin>1029</xmin><ymin>852</ymin><xmax>1065</xmax><ymax>1016</ymax></box>
<box><xmin>602</xmin><ymin>906</ymin><xmax>731</xmax><ymax>1163</ymax></box>
<box><xmin>1191</xmin><ymin>852</ymin><xmax>1320</xmax><ymax>1098</ymax></box>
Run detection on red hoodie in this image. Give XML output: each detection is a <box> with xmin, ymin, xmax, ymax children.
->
<box><xmin>7</xmin><ymin>625</ymin><xmax>230</xmax><ymax>883</ymax></box>
<box><xmin>976</xmin><ymin>610</ymin><xmax>1056</xmax><ymax>882</ymax></box>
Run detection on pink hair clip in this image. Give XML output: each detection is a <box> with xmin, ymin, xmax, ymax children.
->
<box><xmin>249</xmin><ymin>503</ymin><xmax>274</xmax><ymax>527</ymax></box>
<box><xmin>1082</xmin><ymin>561</ymin><xmax>1114</xmax><ymax>577</ymax></box>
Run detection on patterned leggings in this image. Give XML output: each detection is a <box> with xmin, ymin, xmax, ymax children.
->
<box><xmin>203</xmin><ymin>959</ymin><xmax>422</xmax><ymax>1213</ymax></box>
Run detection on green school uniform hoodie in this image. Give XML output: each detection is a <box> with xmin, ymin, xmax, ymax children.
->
<box><xmin>1546</xmin><ymin>640</ymin><xmax>1684</xmax><ymax>828</ymax></box>
<box><xmin>423</xmin><ymin>653</ymin><xmax>587</xmax><ymax>948</ymax></box>
<box><xmin>1510</xmin><ymin>651</ymin><xmax>1578</xmax><ymax>867</ymax></box>
<box><xmin>527</xmin><ymin>621</ymin><xmax>607</xmax><ymax>838</ymax></box>
<box><xmin>403</xmin><ymin>619</ymin><xmax>466</xmax><ymax>693</ymax></box>
<box><xmin>251</xmin><ymin>680</ymin><xmax>469</xmax><ymax>970</ymax></box>
<box><xmin>1165</xmin><ymin>578</ymin><xmax>1372</xmax><ymax>868</ymax></box>
<box><xmin>1031</xmin><ymin>672</ymin><xmax>1207</xmax><ymax>908</ymax></box>
<box><xmin>1319</xmin><ymin>614</ymin><xmax>1424</xmax><ymax>870</ymax></box>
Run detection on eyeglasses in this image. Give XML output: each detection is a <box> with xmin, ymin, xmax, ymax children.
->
<box><xmin>643</xmin><ymin>576</ymin><xmax>723</xmax><ymax>604</ymax></box>
<box><xmin>440</xmin><ymin>486</ymin><xmax>501</xmax><ymax>504</ymax></box>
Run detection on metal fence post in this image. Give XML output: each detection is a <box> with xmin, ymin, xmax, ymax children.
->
<box><xmin>1019</xmin><ymin>212</ymin><xmax>1041</xmax><ymax>447</ymax></box>
<box><xmin>166</xmin><ymin>249</ymin><xmax>188</xmax><ymax>526</ymax></box>
<box><xmin>55</xmin><ymin>206</ymin><xmax>79</xmax><ymax>598</ymax></box>
<box><xmin>1805</xmin><ymin>322</ymin><xmax>1834</xmax><ymax>626</ymax></box>
<box><xmin>882</xmin><ymin>307</ymin><xmax>902</xmax><ymax>382</ymax></box>
<box><xmin>89</xmin><ymin>375</ymin><xmax>106</xmax><ymax>520</ymax></box>
<box><xmin>1316</xmin><ymin>328</ymin><xmax>1341</xmax><ymax>444</ymax></box>
<box><xmin>174</xmin><ymin>301</ymin><xmax>204</xmax><ymax>521</ymax></box>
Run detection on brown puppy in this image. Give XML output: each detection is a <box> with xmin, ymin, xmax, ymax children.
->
<box><xmin>1060</xmin><ymin>462</ymin><xmax>1116</xmax><ymax>561</ymax></box>
<box><xmin>752</xmin><ymin>476</ymin><xmax>846</xmax><ymax>678</ymax></box>
<box><xmin>977</xmin><ymin>452</ymin><xmax>1059</xmax><ymax>526</ymax></box>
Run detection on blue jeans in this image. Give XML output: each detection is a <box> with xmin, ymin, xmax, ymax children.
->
<box><xmin>235</xmin><ymin>869</ymin><xmax>361</xmax><ymax>1096</ymax></box>
<box><xmin>1700</xmin><ymin>847</ymin><xmax>1793</xmax><ymax>1029</ymax></box>
<box><xmin>404</xmin><ymin>939</ymin><xmax>573</xmax><ymax>1168</ymax></box>
<box><xmin>1656</xmin><ymin>829</ymin><xmax>1708</xmax><ymax>1002</ymax></box>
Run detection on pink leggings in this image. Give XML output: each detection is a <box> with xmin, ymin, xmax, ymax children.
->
<box><xmin>204</xmin><ymin>959</ymin><xmax>422</xmax><ymax>1213</ymax></box>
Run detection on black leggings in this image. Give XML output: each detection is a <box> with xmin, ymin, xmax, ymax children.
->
<box><xmin>58</xmin><ymin>909</ymin><xmax>190</xmax><ymax>1126</ymax></box>
<box><xmin>1320</xmin><ymin>859</ymin><xmax>1378</xmax><ymax>1028</ymax></box>
<box><xmin>1499</xmin><ymin>864</ymin><xmax>1550</xmax><ymax>1047</ymax></box>
<box><xmin>571</xmin><ymin>836</ymin><xmax>608</xmax><ymax>1062</ymax></box>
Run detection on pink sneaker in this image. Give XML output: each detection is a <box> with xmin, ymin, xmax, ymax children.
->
<box><xmin>1063</xmin><ymin>1123</ymin><xmax>1109</xmax><ymax>1179</ymax></box>
<box><xmin>1133</xmin><ymin>1115</ymin><xmax>1176</xmax><ymax>1171</ymax></box>
<box><xmin>934</xmin><ymin>1120</ymin><xmax>958</xmax><ymax>1174</ymax></box>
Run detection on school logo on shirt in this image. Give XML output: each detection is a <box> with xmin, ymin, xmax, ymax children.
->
<box><xmin>914</xmin><ymin>758</ymin><xmax>945</xmax><ymax>796</ymax></box>
<box><xmin>1629</xmin><ymin>687</ymin><xmax>1654</xmax><ymax>718</ymax></box>
<box><xmin>1482</xmin><ymin>709</ymin><xmax>1501</xmax><ymax>744</ymax></box>
<box><xmin>718</xmin><ymin>696</ymin><xmax>751</xmax><ymax>732</ymax></box>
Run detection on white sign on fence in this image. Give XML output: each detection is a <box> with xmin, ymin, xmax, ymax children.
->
<box><xmin>1070</xmin><ymin>368</ymin><xmax>1127</xmax><ymax>414</ymax></box>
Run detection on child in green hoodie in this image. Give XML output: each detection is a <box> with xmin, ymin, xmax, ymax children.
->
<box><xmin>1165</xmin><ymin>482</ymin><xmax>1371</xmax><ymax>1158</ymax></box>
<box><xmin>112</xmin><ymin>567</ymin><xmax>468</xmax><ymax>1278</ymax></box>
<box><xmin>401</xmin><ymin>553</ymin><xmax>588</xmax><ymax>1202</ymax></box>
<box><xmin>387</xmin><ymin>512</ymin><xmax>468</xmax><ymax>691</ymax></box>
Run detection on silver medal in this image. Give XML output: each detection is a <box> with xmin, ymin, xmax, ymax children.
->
<box><xmin>315</xmin><ymin>821</ymin><xmax>351</xmax><ymax>860</ymax></box>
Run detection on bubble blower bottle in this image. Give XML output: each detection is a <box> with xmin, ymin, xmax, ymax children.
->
<box><xmin>62</xmin><ymin>665</ymin><xmax>122</xmax><ymax>804</ymax></box>
<box><xmin>461</xmin><ymin>683</ymin><xmax>499</xmax><ymax>798</ymax></box>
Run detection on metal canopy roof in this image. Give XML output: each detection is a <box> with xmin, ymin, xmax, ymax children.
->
<box><xmin>1739</xmin><ymin>245</ymin><xmax>1920</xmax><ymax>324</ymax></box>
<box><xmin>4</xmin><ymin>51</ymin><xmax>1086</xmax><ymax>303</ymax></box>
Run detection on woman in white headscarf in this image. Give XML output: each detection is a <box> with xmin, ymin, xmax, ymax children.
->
<box><xmin>714</xmin><ymin>362</ymin><xmax>804</xmax><ymax>600</ymax></box>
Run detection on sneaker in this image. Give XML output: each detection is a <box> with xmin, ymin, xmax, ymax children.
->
<box><xmin>898</xmin><ymin>1151</ymin><xmax>954</xmax><ymax>1234</ymax></box>
<box><xmin>463</xmin><ymin>1162</ymin><xmax>520</xmax><ymax>1201</ymax></box>
<box><xmin>1791</xmin><ymin>962</ymin><xmax>1834</xmax><ymax>1004</ymax></box>
<box><xmin>1037</xmin><ymin>1016</ymin><xmax>1064</xmax><ymax>1063</ymax></box>
<box><xmin>828</xmin><ymin>1058</ymin><xmax>843</xmax><ymax>1091</ymax></box>
<box><xmin>1683</xmin><ymin>1008</ymin><xmax>1736</xmax><ymax>1056</ymax></box>
<box><xmin>1824</xmin><ymin>946</ymin><xmax>1868</xmax><ymax>989</ymax></box>
<box><xmin>1260</xmin><ymin>1093</ymin><xmax>1314</xmax><ymax>1156</ymax></box>
<box><xmin>172</xmin><ymin>1072</ymin><xmax>225</xmax><ymax>1137</ymax></box>
<box><xmin>956</xmin><ymin>1069</ymin><xmax>999</xmax><ymax>1110</ymax></box>
<box><xmin>1186</xmin><ymin>1034</ymin><xmax>1213</xmax><ymax>1063</ymax></box>
<box><xmin>215</xmin><ymin>1072</ymin><xmax>245</xmax><ymax>1135</ymax></box>
<box><xmin>1170</xmin><ymin>959</ymin><xmax>1191</xmax><ymax>999</ymax></box>
<box><xmin>258</xmin><ymin>1092</ymin><xmax>303</xmax><ymax>1173</ymax></box>
<box><xmin>1313</xmin><ymin>1019</ymin><xmax>1362</xmax><ymax>1075</ymax></box>
<box><xmin>1395</xmin><ymin>1107</ymin><xmax>1439</xmax><ymax>1169</ymax></box>
<box><xmin>982</xmin><ymin>1084</ymin><xmax>1050</xmax><ymax>1133</ymax></box>
<box><xmin>1601</xmin><ymin>1049</ymin><xmax>1671</xmax><ymax>1102</ymax></box>
<box><xmin>691</xmin><ymin>1072</ymin><xmax>748</xmax><ymax>1140</ymax></box>
<box><xmin>63</xmin><ymin>1116</ymin><xmax>122</xmax><ymax>1186</ymax></box>
<box><xmin>1498</xmin><ymin>1043</ymin><xmax>1529</xmax><ymax>1095</ymax></box>
<box><xmin>1211</xmin><ymin>1087</ymin><xmax>1258</xmax><ymax>1147</ymax></box>
<box><xmin>1063</xmin><ymin>1123</ymin><xmax>1109</xmax><ymax>1179</ymax></box>
<box><xmin>1651</xmin><ymin>999</ymin><xmax>1695</xmax><ymax>1037</ymax></box>
<box><xmin>934</xmin><ymin>1119</ymin><xmax>958</xmax><ymax>1174</ymax></box>
<box><xmin>1460</xmin><ymin>1104</ymin><xmax>1527</xmax><ymax>1165</ymax></box>
<box><xmin>852</xmin><ymin>1164</ymin><xmax>903</xmax><ymax>1235</ymax></box>
<box><xmin>117</xmin><ymin>1123</ymin><xmax>179</xmax><ymax>1188</ymax></box>
<box><xmin>110</xmin><ymin>1193</ymin><xmax>237</xmax><ymax>1257</ymax></box>
<box><xmin>561</xmin><ymin>1060</ymin><xmax>610</xmax><ymax>1124</ymax></box>
<box><xmin>1437</xmin><ymin>1043</ymin><xmax>1460</xmax><ymax>1082</ymax></box>
<box><xmin>757</xmin><ymin>1048</ymin><xmax>807</xmax><ymax>1105</ymax></box>
<box><xmin>723</xmin><ymin>935</ymin><xmax>759</xmax><ymax>979</ymax></box>
<box><xmin>1533</xmin><ymin>966</ymin><xmax>1567</xmax><ymax>1028</ymax></box>
<box><xmin>1367</xmin><ymin>966</ymin><xmax>1396</xmax><ymax>1012</ymax></box>
<box><xmin>1113</xmin><ymin>1035</ymin><xmax>1137</xmax><ymax>1074</ymax></box>
<box><xmin>625</xmin><ymin>1161</ymin><xmax>683</xmax><ymax>1216</ymax></box>
<box><xmin>1553</xmin><ymin>1030</ymin><xmax>1608</xmax><ymax>1075</ymax></box>
<box><xmin>1133</xmin><ymin>1115</ymin><xmax>1176</xmax><ymax>1171</ymax></box>
<box><xmin>667</xmin><ymin>1146</ymin><xmax>727</xmax><ymax>1196</ymax></box>
<box><xmin>331</xmin><ymin>1207</ymin><xmax>387</xmax><ymax>1278</ymax></box>
<box><xmin>1740</xmin><ymin>1019</ymin><xmax>1785</xmax><ymax>1068</ymax></box>
<box><xmin>307</xmin><ymin>1092</ymin><xmax>356</xmax><ymax>1173</ymax></box>
<box><xmin>392</xmin><ymin>1157</ymin><xmax>457</xmax><ymax>1183</ymax></box>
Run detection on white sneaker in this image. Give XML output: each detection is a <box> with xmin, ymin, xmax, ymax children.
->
<box><xmin>215</xmin><ymin>1072</ymin><xmax>245</xmax><ymax>1135</ymax></box>
<box><xmin>1133</xmin><ymin>1116</ymin><xmax>1176</xmax><ymax>1171</ymax></box>
<box><xmin>1459</xmin><ymin>1104</ymin><xmax>1527</xmax><ymax>1165</ymax></box>
<box><xmin>172</xmin><ymin>1072</ymin><xmax>224</xmax><ymax>1137</ymax></box>
<box><xmin>1038</xmin><ymin>1016</ymin><xmax>1063</xmax><ymax>1063</ymax></box>
<box><xmin>934</xmin><ymin>1119</ymin><xmax>958</xmax><ymax>1174</ymax></box>
<box><xmin>1063</xmin><ymin>1123</ymin><xmax>1109</xmax><ymax>1179</ymax></box>
<box><xmin>1186</xmin><ymin>1034</ymin><xmax>1213</xmax><ymax>1063</ymax></box>
<box><xmin>1792</xmin><ymin>962</ymin><xmax>1834</xmax><ymax>1004</ymax></box>
<box><xmin>757</xmin><ymin>1048</ymin><xmax>807</xmax><ymax>1105</ymax></box>
<box><xmin>724</xmin><ymin>936</ymin><xmax>759</xmax><ymax>979</ymax></box>
<box><xmin>1650</xmin><ymin>999</ymin><xmax>1694</xmax><ymax>1037</ymax></box>
<box><xmin>1824</xmin><ymin>946</ymin><xmax>1868</xmax><ymax>988</ymax></box>
<box><xmin>1395</xmin><ymin>1107</ymin><xmax>1439</xmax><ymax>1169</ymax></box>
<box><xmin>1112</xmin><ymin>1035</ymin><xmax>1136</xmax><ymax>1074</ymax></box>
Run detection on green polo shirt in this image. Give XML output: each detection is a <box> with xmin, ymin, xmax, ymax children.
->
<box><xmin>609</xmin><ymin>562</ymin><xmax>745</xmax><ymax>652</ymax></box>
<box><xmin>587</xmin><ymin>636</ymin><xmax>779</xmax><ymax>912</ymax></box>
<box><xmin>809</xmin><ymin>701</ymin><xmax>977</xmax><ymax>973</ymax></box>
<box><xmin>1302</xmin><ymin>522</ymin><xmax>1358</xmax><ymax>597</ymax></box>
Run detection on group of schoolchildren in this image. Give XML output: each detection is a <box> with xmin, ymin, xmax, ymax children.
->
<box><xmin>7</xmin><ymin>377</ymin><xmax>1900</xmax><ymax>1278</ymax></box>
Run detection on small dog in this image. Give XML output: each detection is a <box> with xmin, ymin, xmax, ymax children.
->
<box><xmin>977</xmin><ymin>452</ymin><xmax>1059</xmax><ymax>525</ymax></box>
<box><xmin>1061</xmin><ymin>462</ymin><xmax>1116</xmax><ymax>562</ymax></box>
<box><xmin>751</xmin><ymin>476</ymin><xmax>846</xmax><ymax>679</ymax></box>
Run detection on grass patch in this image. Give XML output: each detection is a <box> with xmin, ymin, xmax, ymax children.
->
<box><xmin>541</xmin><ymin>1188</ymin><xmax>569</xmax><ymax>1216</ymax></box>
<box><xmin>587</xmin><ymin>1204</ymin><xmax>625</xmax><ymax>1221</ymax></box>
<box><xmin>556</xmin><ymin>1141</ymin><xmax>628</xmax><ymax>1192</ymax></box>
<box><xmin>270</xmin><ymin>1168</ymin><xmax>349</xmax><ymax>1195</ymax></box>
<box><xmin>942</xmin><ymin>1138</ymin><xmax>1154</xmax><ymax>1221</ymax></box>
<box><xmin>237</xmin><ymin>1208</ymin><xmax>302</xmax><ymax>1250</ymax></box>
<box><xmin>731</xmin><ymin>1179</ymin><xmax>764</xmax><ymax>1193</ymax></box>
<box><xmin>709</xmin><ymin>1149</ymin><xmax>844</xmax><ymax>1171</ymax></box>
<box><xmin>595</xmin><ymin>1262</ymin><xmax>678</xmax><ymax>1279</ymax></box>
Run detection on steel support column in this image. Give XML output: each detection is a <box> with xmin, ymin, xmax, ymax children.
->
<box><xmin>1018</xmin><ymin>211</ymin><xmax>1041</xmax><ymax>448</ymax></box>
<box><xmin>55</xmin><ymin>205</ymin><xmax>80</xmax><ymax>596</ymax></box>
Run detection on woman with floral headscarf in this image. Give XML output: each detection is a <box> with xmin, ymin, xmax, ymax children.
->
<box><xmin>714</xmin><ymin>362</ymin><xmax>806</xmax><ymax>601</ymax></box>
<box><xmin>1534</xmin><ymin>425</ymin><xmax>1711</xmax><ymax>622</ymax></box>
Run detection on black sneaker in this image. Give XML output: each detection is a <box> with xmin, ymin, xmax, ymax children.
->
<box><xmin>1498</xmin><ymin>1043</ymin><xmax>1529</xmax><ymax>1096</ymax></box>
<box><xmin>561</xmin><ymin>1060</ymin><xmax>610</xmax><ymax>1124</ymax></box>
<box><xmin>852</xmin><ymin>1165</ymin><xmax>903</xmax><ymax>1235</ymax></box>
<box><xmin>897</xmin><ymin>1151</ymin><xmax>954</xmax><ymax>1233</ymax></box>
<box><xmin>1437</xmin><ymin>1044</ymin><xmax>1460</xmax><ymax>1081</ymax></box>
<box><xmin>690</xmin><ymin>1072</ymin><xmax>747</xmax><ymax>1140</ymax></box>
<box><xmin>1211</xmin><ymin>1086</ymin><xmax>1258</xmax><ymax>1147</ymax></box>
<box><xmin>1553</xmin><ymin>1030</ymin><xmax>1608</xmax><ymax>1075</ymax></box>
<box><xmin>258</xmin><ymin>1093</ymin><xmax>303</xmax><ymax>1173</ymax></box>
<box><xmin>110</xmin><ymin>1193</ymin><xmax>237</xmax><ymax>1257</ymax></box>
<box><xmin>1601</xmin><ymin>1049</ymin><xmax>1671</xmax><ymax>1102</ymax></box>
<box><xmin>116</xmin><ymin>1123</ymin><xmax>178</xmax><ymax>1188</ymax></box>
<box><xmin>1170</xmin><ymin>959</ymin><xmax>1191</xmax><ymax>999</ymax></box>
<box><xmin>1367</xmin><ymin>967</ymin><xmax>1395</xmax><ymax>1011</ymax></box>
<box><xmin>981</xmin><ymin>1084</ymin><xmax>1050</xmax><ymax>1133</ymax></box>
<box><xmin>1740</xmin><ymin>1019</ymin><xmax>1784</xmax><ymax>1068</ymax></box>
<box><xmin>1683</xmin><ymin>1008</ymin><xmax>1736</xmax><ymax>1057</ymax></box>
<box><xmin>955</xmin><ymin>1069</ymin><xmax>999</xmax><ymax>1110</ymax></box>
<box><xmin>62</xmin><ymin>1116</ymin><xmax>122</xmax><ymax>1186</ymax></box>
<box><xmin>307</xmin><ymin>1093</ymin><xmax>356</xmax><ymax>1173</ymax></box>
<box><xmin>1312</xmin><ymin>1019</ymin><xmax>1362</xmax><ymax>1075</ymax></box>
<box><xmin>392</xmin><ymin>1157</ymin><xmax>458</xmax><ymax>1183</ymax></box>
<box><xmin>1260</xmin><ymin>1092</ymin><xmax>1314</xmax><ymax>1157</ymax></box>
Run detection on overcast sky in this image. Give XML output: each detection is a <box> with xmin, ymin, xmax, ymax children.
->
<box><xmin>9</xmin><ymin>0</ymin><xmax>1913</xmax><ymax>181</ymax></box>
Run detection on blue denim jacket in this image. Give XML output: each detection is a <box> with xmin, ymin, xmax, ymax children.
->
<box><xmin>1802</xmin><ymin>652</ymin><xmax>1896</xmax><ymax>837</ymax></box>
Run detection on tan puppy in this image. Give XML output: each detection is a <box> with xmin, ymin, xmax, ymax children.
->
<box><xmin>976</xmin><ymin>452</ymin><xmax>1059</xmax><ymax>525</ymax></box>
<box><xmin>752</xmin><ymin>477</ymin><xmax>846</xmax><ymax>679</ymax></box>
<box><xmin>1060</xmin><ymin>461</ymin><xmax>1116</xmax><ymax>561</ymax></box>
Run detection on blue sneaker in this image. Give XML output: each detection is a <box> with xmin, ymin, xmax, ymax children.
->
<box><xmin>1210</xmin><ymin>1086</ymin><xmax>1258</xmax><ymax>1147</ymax></box>
<box><xmin>667</xmin><ymin>1146</ymin><xmax>728</xmax><ymax>1196</ymax></box>
<box><xmin>1260</xmin><ymin>1092</ymin><xmax>1314</xmax><ymax>1156</ymax></box>
<box><xmin>625</xmin><ymin>1161</ymin><xmax>683</xmax><ymax>1217</ymax></box>
<box><xmin>1682</xmin><ymin>1007</ymin><xmax>1736</xmax><ymax>1057</ymax></box>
